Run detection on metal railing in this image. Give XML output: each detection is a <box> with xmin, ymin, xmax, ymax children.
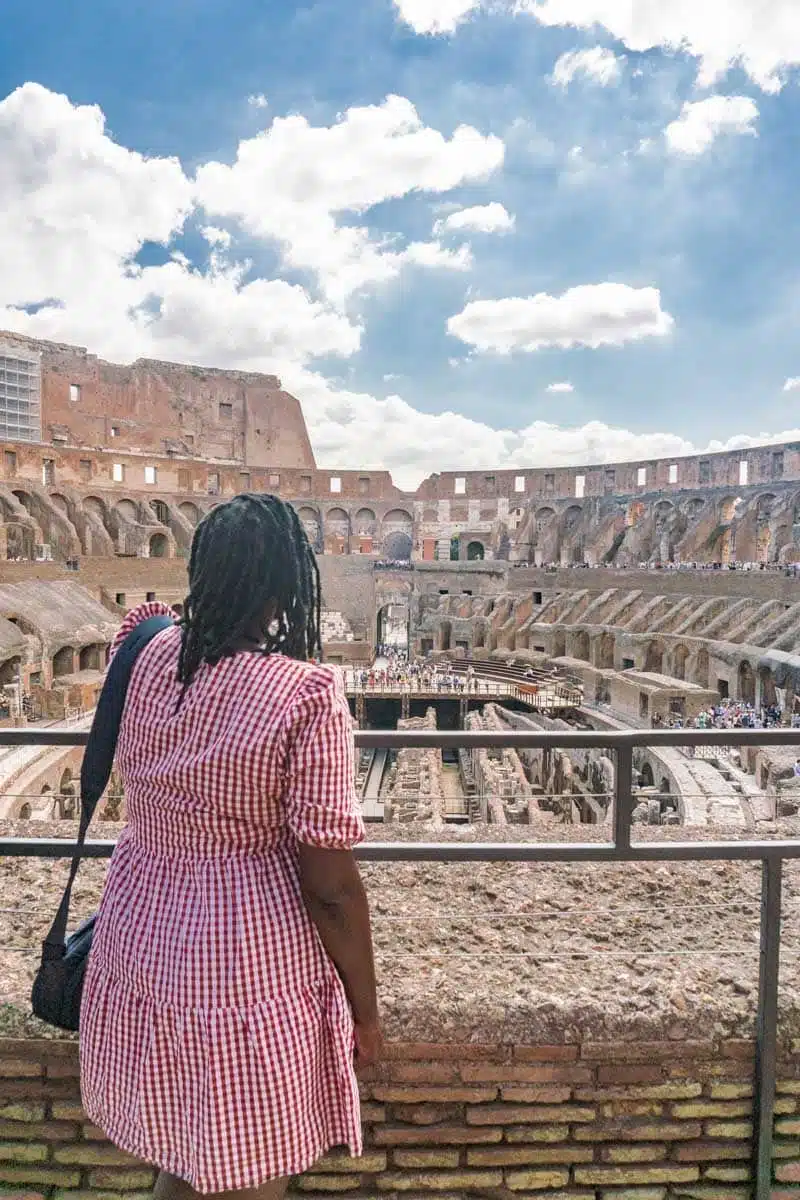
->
<box><xmin>1</xmin><ymin>725</ymin><xmax>800</xmax><ymax>1199</ymax></box>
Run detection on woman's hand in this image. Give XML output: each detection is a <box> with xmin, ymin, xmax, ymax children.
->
<box><xmin>354</xmin><ymin>1018</ymin><xmax>383</xmax><ymax>1068</ymax></box>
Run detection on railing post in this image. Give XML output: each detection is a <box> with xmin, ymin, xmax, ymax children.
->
<box><xmin>614</xmin><ymin>744</ymin><xmax>633</xmax><ymax>853</ymax></box>
<box><xmin>754</xmin><ymin>856</ymin><xmax>782</xmax><ymax>1200</ymax></box>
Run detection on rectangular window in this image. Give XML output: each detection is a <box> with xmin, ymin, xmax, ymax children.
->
<box><xmin>219</xmin><ymin>402</ymin><xmax>233</xmax><ymax>421</ymax></box>
<box><xmin>207</xmin><ymin>471</ymin><xmax>220</xmax><ymax>495</ymax></box>
<box><xmin>300</xmin><ymin>474</ymin><xmax>312</xmax><ymax>495</ymax></box>
<box><xmin>240</xmin><ymin>471</ymin><xmax>251</xmax><ymax>491</ymax></box>
<box><xmin>177</xmin><ymin>469</ymin><xmax>190</xmax><ymax>490</ymax></box>
<box><xmin>69</xmin><ymin>383</ymin><xmax>81</xmax><ymax>403</ymax></box>
<box><xmin>42</xmin><ymin>459</ymin><xmax>55</xmax><ymax>487</ymax></box>
<box><xmin>4</xmin><ymin>450</ymin><xmax>16</xmax><ymax>476</ymax></box>
<box><xmin>110</xmin><ymin>425</ymin><xmax>119</xmax><ymax>438</ymax></box>
<box><xmin>112</xmin><ymin>463</ymin><xmax>125</xmax><ymax>483</ymax></box>
<box><xmin>544</xmin><ymin>473</ymin><xmax>555</xmax><ymax>495</ymax></box>
<box><xmin>144</xmin><ymin>465</ymin><xmax>157</xmax><ymax>485</ymax></box>
<box><xmin>514</xmin><ymin>475</ymin><xmax>525</xmax><ymax>494</ymax></box>
<box><xmin>484</xmin><ymin>474</ymin><xmax>496</xmax><ymax>490</ymax></box>
<box><xmin>269</xmin><ymin>473</ymin><xmax>280</xmax><ymax>488</ymax></box>
<box><xmin>115</xmin><ymin>593</ymin><xmax>126</xmax><ymax>607</ymax></box>
<box><xmin>146</xmin><ymin>591</ymin><xmax>156</xmax><ymax>602</ymax></box>
<box><xmin>184</xmin><ymin>434</ymin><xmax>194</xmax><ymax>450</ymax></box>
<box><xmin>772</xmin><ymin>451</ymin><xmax>785</xmax><ymax>479</ymax></box>
<box><xmin>358</xmin><ymin>476</ymin><xmax>370</xmax><ymax>495</ymax></box>
<box><xmin>575</xmin><ymin>474</ymin><xmax>585</xmax><ymax>499</ymax></box>
<box><xmin>79</xmin><ymin>459</ymin><xmax>92</xmax><ymax>482</ymax></box>
<box><xmin>330</xmin><ymin>477</ymin><xmax>342</xmax><ymax>493</ymax></box>
<box><xmin>454</xmin><ymin>477</ymin><xmax>466</xmax><ymax>495</ymax></box>
<box><xmin>637</xmin><ymin>466</ymin><xmax>647</xmax><ymax>487</ymax></box>
<box><xmin>739</xmin><ymin>459</ymin><xmax>749</xmax><ymax>486</ymax></box>
<box><xmin>422</xmin><ymin>538</ymin><xmax>436</xmax><ymax>561</ymax></box>
<box><xmin>533</xmin><ymin>591</ymin><xmax>543</xmax><ymax>605</ymax></box>
<box><xmin>669</xmin><ymin>463</ymin><xmax>678</xmax><ymax>484</ymax></box>
<box><xmin>699</xmin><ymin>459</ymin><xmax>711</xmax><ymax>484</ymax></box>
<box><xmin>604</xmin><ymin>469</ymin><xmax>616</xmax><ymax>494</ymax></box>
<box><xmin>622</xmin><ymin>657</ymin><xmax>635</xmax><ymax>670</ymax></box>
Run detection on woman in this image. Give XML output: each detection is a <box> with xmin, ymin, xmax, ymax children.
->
<box><xmin>80</xmin><ymin>494</ymin><xmax>380</xmax><ymax>1200</ymax></box>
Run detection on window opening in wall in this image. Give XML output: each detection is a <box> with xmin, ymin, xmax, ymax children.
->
<box><xmin>462</xmin><ymin>589</ymin><xmax>473</xmax><ymax>596</ymax></box>
<box><xmin>184</xmin><ymin>434</ymin><xmax>194</xmax><ymax>450</ymax></box>
<box><xmin>739</xmin><ymin>459</ymin><xmax>749</xmax><ymax>486</ymax></box>
<box><xmin>514</xmin><ymin>475</ymin><xmax>525</xmax><ymax>493</ymax></box>
<box><xmin>534</xmin><ymin>591</ymin><xmax>543</xmax><ymax>605</ymax></box>
<box><xmin>4</xmin><ymin>451</ymin><xmax>16</xmax><ymax>476</ymax></box>
<box><xmin>449</xmin><ymin>536</ymin><xmax>460</xmax><ymax>561</ymax></box>
<box><xmin>622</xmin><ymin>657</ymin><xmax>635</xmax><ymax>670</ymax></box>
<box><xmin>145</xmin><ymin>466</ymin><xmax>157</xmax><ymax>485</ymax></box>
<box><xmin>484</xmin><ymin>474</ymin><xmax>496</xmax><ymax>489</ymax></box>
<box><xmin>439</xmin><ymin>588</ymin><xmax>449</xmax><ymax>595</ymax></box>
<box><xmin>79</xmin><ymin>459</ymin><xmax>92</xmax><ymax>482</ymax></box>
<box><xmin>240</xmin><ymin>472</ymin><xmax>251</xmax><ymax>491</ymax></box>
<box><xmin>454</xmin><ymin>477</ymin><xmax>466</xmax><ymax>495</ymax></box>
<box><xmin>110</xmin><ymin>425</ymin><xmax>119</xmax><ymax>438</ymax></box>
<box><xmin>115</xmin><ymin>593</ymin><xmax>126</xmax><ymax>607</ymax></box>
<box><xmin>146</xmin><ymin>592</ymin><xmax>156</xmax><ymax>602</ymax></box>
<box><xmin>269</xmin><ymin>474</ymin><xmax>280</xmax><ymax>488</ymax></box>
<box><xmin>772</xmin><ymin>451</ymin><xmax>785</xmax><ymax>479</ymax></box>
<box><xmin>669</xmin><ymin>463</ymin><xmax>678</xmax><ymax>484</ymax></box>
<box><xmin>69</xmin><ymin>384</ymin><xmax>81</xmax><ymax>403</ymax></box>
<box><xmin>639</xmin><ymin>692</ymin><xmax>649</xmax><ymax>719</ymax></box>
<box><xmin>604</xmin><ymin>469</ymin><xmax>615</xmax><ymax>494</ymax></box>
<box><xmin>699</xmin><ymin>459</ymin><xmax>711</xmax><ymax>485</ymax></box>
<box><xmin>718</xmin><ymin>679</ymin><xmax>730</xmax><ymax>700</ymax></box>
<box><xmin>637</xmin><ymin>467</ymin><xmax>647</xmax><ymax>487</ymax></box>
<box><xmin>42</xmin><ymin>459</ymin><xmax>55</xmax><ymax>487</ymax></box>
<box><xmin>219</xmin><ymin>402</ymin><xmax>233</xmax><ymax>420</ymax></box>
<box><xmin>574</xmin><ymin>474</ymin><xmax>585</xmax><ymax>499</ymax></box>
<box><xmin>177</xmin><ymin>469</ymin><xmax>190</xmax><ymax>490</ymax></box>
<box><xmin>300</xmin><ymin>474</ymin><xmax>312</xmax><ymax>495</ymax></box>
<box><xmin>544</xmin><ymin>473</ymin><xmax>555</xmax><ymax>495</ymax></box>
<box><xmin>358</xmin><ymin>476</ymin><xmax>370</xmax><ymax>495</ymax></box>
<box><xmin>207</xmin><ymin>471</ymin><xmax>220</xmax><ymax>495</ymax></box>
<box><xmin>330</xmin><ymin>477</ymin><xmax>342</xmax><ymax>493</ymax></box>
<box><xmin>29</xmin><ymin>671</ymin><xmax>42</xmax><ymax>686</ymax></box>
<box><xmin>113</xmin><ymin>463</ymin><xmax>125</xmax><ymax>483</ymax></box>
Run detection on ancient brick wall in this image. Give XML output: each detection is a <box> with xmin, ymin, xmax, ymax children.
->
<box><xmin>1</xmin><ymin>1036</ymin><xmax>798</xmax><ymax>1197</ymax></box>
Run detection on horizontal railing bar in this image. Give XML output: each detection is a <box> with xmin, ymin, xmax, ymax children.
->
<box><xmin>3</xmin><ymin>837</ymin><xmax>800</xmax><ymax>862</ymax></box>
<box><xmin>0</xmin><ymin>728</ymin><xmax>797</xmax><ymax>749</ymax></box>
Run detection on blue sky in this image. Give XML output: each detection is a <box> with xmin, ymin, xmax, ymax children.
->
<box><xmin>1</xmin><ymin>0</ymin><xmax>800</xmax><ymax>486</ymax></box>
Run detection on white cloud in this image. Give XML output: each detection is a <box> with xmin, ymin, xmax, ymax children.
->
<box><xmin>551</xmin><ymin>46</ymin><xmax>622</xmax><ymax>87</ymax></box>
<box><xmin>393</xmin><ymin>0</ymin><xmax>482</xmax><ymax>34</ymax></box>
<box><xmin>196</xmin><ymin>94</ymin><xmax>504</xmax><ymax>303</ymax></box>
<box><xmin>665</xmin><ymin>95</ymin><xmax>759</xmax><ymax>155</ymax></box>
<box><xmin>448</xmin><ymin>283</ymin><xmax>674</xmax><ymax>354</ymax></box>
<box><xmin>522</xmin><ymin>0</ymin><xmax>800</xmax><ymax>93</ymax></box>
<box><xmin>434</xmin><ymin>202</ymin><xmax>515</xmax><ymax>235</ymax></box>
<box><xmin>247</xmin><ymin>93</ymin><xmax>269</xmax><ymax>109</ymax></box>
<box><xmin>783</xmin><ymin>377</ymin><xmax>800</xmax><ymax>392</ymax></box>
<box><xmin>546</xmin><ymin>381</ymin><xmax>574</xmax><ymax>392</ymax></box>
<box><xmin>200</xmin><ymin>225</ymin><xmax>232</xmax><ymax>248</ymax></box>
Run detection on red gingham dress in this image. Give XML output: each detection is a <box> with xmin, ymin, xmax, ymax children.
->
<box><xmin>80</xmin><ymin>602</ymin><xmax>365</xmax><ymax>1193</ymax></box>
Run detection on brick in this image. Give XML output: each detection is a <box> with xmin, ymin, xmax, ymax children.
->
<box><xmin>598</xmin><ymin>1067</ymin><xmax>664</xmax><ymax>1085</ymax></box>
<box><xmin>602</xmin><ymin>1145</ymin><xmax>667</xmax><ymax>1164</ymax></box>
<box><xmin>576</xmin><ymin>1084</ymin><xmax>702</xmax><ymax>1102</ymax></box>
<box><xmin>601</xmin><ymin>1102</ymin><xmax>665</xmax><ymax>1119</ymax></box>
<box><xmin>673</xmin><ymin>1141</ymin><xmax>751</xmax><ymax>1163</ymax></box>
<box><xmin>309</xmin><ymin>1153</ymin><xmax>386</xmax><ymax>1174</ymax></box>
<box><xmin>388</xmin><ymin>1064</ymin><xmax>458</xmax><ymax>1085</ymax></box>
<box><xmin>0</xmin><ymin>1107</ymin><xmax>46</xmax><ymax>1124</ymax></box>
<box><xmin>49</xmin><ymin>1104</ymin><xmax>85</xmax><ymax>1122</ymax></box>
<box><xmin>708</xmin><ymin>1084</ymin><xmax>752</xmax><ymax>1100</ymax></box>
<box><xmin>779</xmin><ymin>1120</ymin><xmax>800</xmax><ymax>1136</ymax></box>
<box><xmin>769</xmin><ymin>1190</ymin><xmax>800</xmax><ymax>1200</ymax></box>
<box><xmin>391</xmin><ymin>1151</ymin><xmax>460</xmax><ymax>1168</ymax></box>
<box><xmin>575</xmin><ymin>1121</ymin><xmax>701</xmax><ymax>1143</ymax></box>
<box><xmin>45</xmin><ymin>1064</ymin><xmax>80</xmax><ymax>1080</ymax></box>
<box><xmin>461</xmin><ymin>1064</ymin><xmax>592</xmax><ymax>1084</ymax></box>
<box><xmin>391</xmin><ymin>1104</ymin><xmax>461</xmax><ymax>1126</ymax></box>
<box><xmin>504</xmin><ymin>1169</ymin><xmax>571</xmax><ymax>1191</ymax></box>
<box><xmin>703</xmin><ymin>1120</ymin><xmax>752</xmax><ymax>1139</ymax></box>
<box><xmin>1</xmin><ymin>1083</ymin><xmax>78</xmax><ymax>1102</ymax></box>
<box><xmin>505</xmin><ymin>1126</ymin><xmax>570</xmax><ymax>1144</ymax></box>
<box><xmin>580</xmin><ymin>1042</ymin><xmax>714</xmax><ymax>1064</ymax></box>
<box><xmin>0</xmin><ymin>1191</ymin><xmax>46</xmax><ymax>1200</ymax></box>
<box><xmin>468</xmin><ymin>1146</ymin><xmax>593</xmax><ymax>1166</ymax></box>
<box><xmin>773</xmin><ymin>1141</ymin><xmax>800</xmax><ymax>1159</ymax></box>
<box><xmin>89</xmin><ymin>1170</ymin><xmax>158</xmax><ymax>1190</ymax></box>
<box><xmin>703</xmin><ymin>1165</ymin><xmax>752</xmax><ymax>1182</ymax></box>
<box><xmin>54</xmin><ymin>1145</ymin><xmax>140</xmax><ymax>1167</ymax></box>
<box><xmin>779</xmin><ymin>1083</ymin><xmax>800</xmax><ymax>1096</ymax></box>
<box><xmin>672</xmin><ymin>1189</ymin><xmax>750</xmax><ymax>1199</ymax></box>
<box><xmin>373</xmin><ymin>1124</ymin><xmax>502</xmax><ymax>1146</ymax></box>
<box><xmin>374</xmin><ymin>1170</ymin><xmax>503</xmax><ymax>1190</ymax></box>
<box><xmin>293</xmin><ymin>1176</ymin><xmax>360</xmax><ymax>1192</ymax></box>
<box><xmin>575</xmin><ymin>1166</ymin><xmax>700</xmax><ymax>1186</ymax></box>
<box><xmin>499</xmin><ymin>1087</ymin><xmax>573</xmax><ymax>1104</ymax></box>
<box><xmin>467</xmin><ymin>1103</ymin><xmax>595</xmax><ymax>1125</ymax></box>
<box><xmin>0</xmin><ymin>1169</ymin><xmax>81</xmax><ymax>1188</ymax></box>
<box><xmin>777</xmin><ymin>1099</ymin><xmax>799</xmax><ymax>1115</ymax></box>
<box><xmin>672</xmin><ymin>1101</ymin><xmax>751</xmax><ymax>1119</ymax></box>
<box><xmin>595</xmin><ymin>1191</ymin><xmax>666</xmax><ymax>1200</ymax></box>
<box><xmin>83</xmin><ymin>1123</ymin><xmax>110</xmax><ymax>1141</ymax></box>
<box><xmin>777</xmin><ymin>1164</ymin><xmax>800</xmax><ymax>1184</ymax></box>
<box><xmin>372</xmin><ymin>1086</ymin><xmax>497</xmax><ymax>1104</ymax></box>
<box><xmin>0</xmin><ymin>1121</ymin><xmax>78</xmax><ymax>1142</ymax></box>
<box><xmin>360</xmin><ymin>1103</ymin><xmax>386</xmax><ymax>1123</ymax></box>
<box><xmin>720</xmin><ymin>1040</ymin><xmax>754</xmax><ymax>1060</ymax></box>
<box><xmin>512</xmin><ymin>1045</ymin><xmax>579</xmax><ymax>1063</ymax></box>
<box><xmin>381</xmin><ymin>1042</ymin><xmax>509</xmax><ymax>1062</ymax></box>
<box><xmin>0</xmin><ymin>1148</ymin><xmax>48</xmax><ymax>1165</ymax></box>
<box><xmin>0</xmin><ymin>1062</ymin><xmax>43</xmax><ymax>1080</ymax></box>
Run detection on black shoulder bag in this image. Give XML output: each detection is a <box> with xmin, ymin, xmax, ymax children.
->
<box><xmin>31</xmin><ymin>614</ymin><xmax>174</xmax><ymax>1032</ymax></box>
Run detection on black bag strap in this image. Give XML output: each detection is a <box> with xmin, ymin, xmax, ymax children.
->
<box><xmin>42</xmin><ymin>614</ymin><xmax>174</xmax><ymax>959</ymax></box>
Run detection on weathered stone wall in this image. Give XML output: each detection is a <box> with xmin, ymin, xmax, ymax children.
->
<box><xmin>1</xmin><ymin>1036</ymin><xmax>798</xmax><ymax>1197</ymax></box>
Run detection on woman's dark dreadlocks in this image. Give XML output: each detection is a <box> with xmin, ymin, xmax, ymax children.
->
<box><xmin>176</xmin><ymin>493</ymin><xmax>322</xmax><ymax>690</ymax></box>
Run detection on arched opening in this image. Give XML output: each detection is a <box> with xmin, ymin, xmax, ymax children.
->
<box><xmin>639</xmin><ymin>762</ymin><xmax>655</xmax><ymax>788</ymax></box>
<box><xmin>354</xmin><ymin>508</ymin><xmax>376</xmax><ymax>535</ymax></box>
<box><xmin>18</xmin><ymin>802</ymin><xmax>32</xmax><ymax>820</ymax></box>
<box><xmin>382</xmin><ymin>510</ymin><xmax>414</xmax><ymax>561</ymax></box>
<box><xmin>151</xmin><ymin>499</ymin><xmax>170</xmax><ymax>525</ymax></box>
<box><xmin>50</xmin><ymin>493</ymin><xmax>69</xmax><ymax>515</ymax></box>
<box><xmin>759</xmin><ymin>665</ymin><xmax>778</xmax><ymax>708</ymax></box>
<box><xmin>296</xmin><ymin>506</ymin><xmax>322</xmax><ymax>552</ymax></box>
<box><xmin>376</xmin><ymin>603</ymin><xmax>409</xmax><ymax>651</ymax></box>
<box><xmin>449</xmin><ymin>536</ymin><xmax>460</xmax><ymax>562</ymax></box>
<box><xmin>466</xmin><ymin>541</ymin><xmax>485</xmax><ymax>561</ymax></box>
<box><xmin>672</xmin><ymin>644</ymin><xmax>690</xmax><ymax>681</ymax></box>
<box><xmin>738</xmin><ymin>660</ymin><xmax>756</xmax><ymax>706</ymax></box>
<box><xmin>149</xmin><ymin>533</ymin><xmax>168</xmax><ymax>558</ymax></box>
<box><xmin>116</xmin><ymin>499</ymin><xmax>138</xmax><ymax>522</ymax></box>
<box><xmin>12</xmin><ymin>490</ymin><xmax>33</xmax><ymax>514</ymax></box>
<box><xmin>178</xmin><ymin>501</ymin><xmax>200</xmax><ymax>526</ymax></box>
<box><xmin>53</xmin><ymin>646</ymin><xmax>75</xmax><ymax>678</ymax></box>
<box><xmin>79</xmin><ymin>644</ymin><xmax>103</xmax><ymax>672</ymax></box>
<box><xmin>685</xmin><ymin>498</ymin><xmax>705</xmax><ymax>520</ymax></box>
<box><xmin>84</xmin><ymin>496</ymin><xmax>106</xmax><ymax>518</ymax></box>
<box><xmin>695</xmin><ymin>647</ymin><xmax>710</xmax><ymax>689</ymax></box>
<box><xmin>326</xmin><ymin>507</ymin><xmax>350</xmax><ymax>555</ymax></box>
<box><xmin>0</xmin><ymin>656</ymin><xmax>20</xmax><ymax>686</ymax></box>
<box><xmin>644</xmin><ymin>642</ymin><xmax>664</xmax><ymax>674</ymax></box>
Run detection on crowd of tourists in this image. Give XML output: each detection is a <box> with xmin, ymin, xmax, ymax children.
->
<box><xmin>351</xmin><ymin>649</ymin><xmax>488</xmax><ymax>693</ymax></box>
<box><xmin>653</xmin><ymin>699</ymin><xmax>799</xmax><ymax>730</ymax></box>
<box><xmin>515</xmin><ymin>560</ymin><xmax>800</xmax><ymax>575</ymax></box>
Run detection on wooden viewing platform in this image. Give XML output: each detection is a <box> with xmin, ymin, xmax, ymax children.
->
<box><xmin>341</xmin><ymin>673</ymin><xmax>582</xmax><ymax>713</ymax></box>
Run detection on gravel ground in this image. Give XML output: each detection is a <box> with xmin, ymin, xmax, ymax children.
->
<box><xmin>3</xmin><ymin>817</ymin><xmax>800</xmax><ymax>1044</ymax></box>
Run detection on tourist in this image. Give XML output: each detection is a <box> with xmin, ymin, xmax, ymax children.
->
<box><xmin>81</xmin><ymin>494</ymin><xmax>380</xmax><ymax>1200</ymax></box>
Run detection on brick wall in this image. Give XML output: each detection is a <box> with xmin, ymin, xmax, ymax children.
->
<box><xmin>2</xmin><ymin>1037</ymin><xmax>799</xmax><ymax>1197</ymax></box>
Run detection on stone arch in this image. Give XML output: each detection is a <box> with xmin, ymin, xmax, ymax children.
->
<box><xmin>684</xmin><ymin>497</ymin><xmax>705</xmax><ymax>519</ymax></box>
<box><xmin>757</xmin><ymin>493</ymin><xmax>777</xmax><ymax>517</ymax></box>
<box><xmin>84</xmin><ymin>495</ymin><xmax>107</xmax><ymax>518</ymax></box>
<box><xmin>178</xmin><ymin>501</ymin><xmax>200</xmax><ymax>526</ymax></box>
<box><xmin>535</xmin><ymin>507</ymin><xmax>555</xmax><ymax>531</ymax></box>
<box><xmin>116</xmin><ymin>499</ymin><xmax>138</xmax><ymax>522</ymax></box>
<box><xmin>382</xmin><ymin>509</ymin><xmax>413</xmax><ymax>560</ymax></box>
<box><xmin>738</xmin><ymin>660</ymin><xmax>756</xmax><ymax>706</ymax></box>
<box><xmin>49</xmin><ymin>493</ymin><xmax>69</xmax><ymax>515</ymax></box>
<box><xmin>671</xmin><ymin>643</ymin><xmax>690</xmax><ymax>681</ymax></box>
<box><xmin>149</xmin><ymin>533</ymin><xmax>168</xmax><ymax>558</ymax></box>
<box><xmin>644</xmin><ymin>641</ymin><xmax>664</xmax><ymax>674</ymax></box>
<box><xmin>325</xmin><ymin>507</ymin><xmax>350</xmax><ymax>555</ymax></box>
<box><xmin>640</xmin><ymin>762</ymin><xmax>655</xmax><ymax>788</ymax></box>
<box><xmin>296</xmin><ymin>505</ymin><xmax>322</xmax><ymax>552</ymax></box>
<box><xmin>53</xmin><ymin>646</ymin><xmax>75</xmax><ymax>677</ymax></box>
<box><xmin>11</xmin><ymin>489</ymin><xmax>33</xmax><ymax>513</ymax></box>
<box><xmin>79</xmin><ymin>644</ymin><xmax>104</xmax><ymax>671</ymax></box>
<box><xmin>151</xmin><ymin>499</ymin><xmax>170</xmax><ymax>525</ymax></box>
<box><xmin>720</xmin><ymin>495</ymin><xmax>738</xmax><ymax>523</ymax></box>
<box><xmin>466</xmin><ymin>540</ymin><xmax>485</xmax><ymax>561</ymax></box>
<box><xmin>562</xmin><ymin>505</ymin><xmax>583</xmax><ymax>532</ymax></box>
<box><xmin>0</xmin><ymin>656</ymin><xmax>20</xmax><ymax>686</ymax></box>
<box><xmin>354</xmin><ymin>508</ymin><xmax>377</xmax><ymax>537</ymax></box>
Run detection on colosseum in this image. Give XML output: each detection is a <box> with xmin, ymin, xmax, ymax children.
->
<box><xmin>2</xmin><ymin>328</ymin><xmax>800</xmax><ymax>1199</ymax></box>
